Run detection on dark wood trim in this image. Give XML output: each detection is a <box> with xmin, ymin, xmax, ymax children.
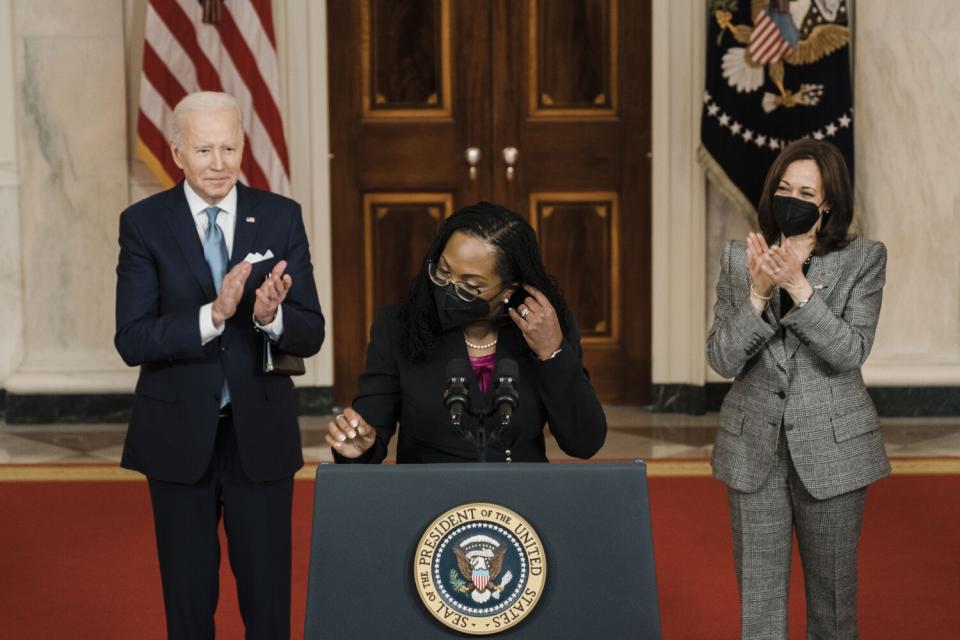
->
<box><xmin>328</xmin><ymin>0</ymin><xmax>363</xmax><ymax>407</ymax></box>
<box><xmin>620</xmin><ymin>0</ymin><xmax>653</xmax><ymax>404</ymax></box>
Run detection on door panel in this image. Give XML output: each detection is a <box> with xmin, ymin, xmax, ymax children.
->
<box><xmin>531</xmin><ymin>0</ymin><xmax>615</xmax><ymax>115</ymax></box>
<box><xmin>529</xmin><ymin>193</ymin><xmax>618</xmax><ymax>342</ymax></box>
<box><xmin>493</xmin><ymin>0</ymin><xmax>650</xmax><ymax>403</ymax></box>
<box><xmin>329</xmin><ymin>0</ymin><xmax>649</xmax><ymax>405</ymax></box>
<box><xmin>363</xmin><ymin>194</ymin><xmax>452</xmax><ymax>325</ymax></box>
<box><xmin>362</xmin><ymin>0</ymin><xmax>451</xmax><ymax>116</ymax></box>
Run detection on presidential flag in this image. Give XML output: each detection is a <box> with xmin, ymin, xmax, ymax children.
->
<box><xmin>136</xmin><ymin>0</ymin><xmax>290</xmax><ymax>195</ymax></box>
<box><xmin>699</xmin><ymin>0</ymin><xmax>853</xmax><ymax>214</ymax></box>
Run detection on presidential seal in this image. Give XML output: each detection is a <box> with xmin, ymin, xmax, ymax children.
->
<box><xmin>414</xmin><ymin>503</ymin><xmax>547</xmax><ymax>635</ymax></box>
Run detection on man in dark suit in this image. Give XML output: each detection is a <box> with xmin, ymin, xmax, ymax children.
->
<box><xmin>115</xmin><ymin>91</ymin><xmax>324</xmax><ymax>639</ymax></box>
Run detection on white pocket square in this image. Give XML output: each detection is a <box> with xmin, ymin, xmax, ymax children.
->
<box><xmin>243</xmin><ymin>249</ymin><xmax>274</xmax><ymax>264</ymax></box>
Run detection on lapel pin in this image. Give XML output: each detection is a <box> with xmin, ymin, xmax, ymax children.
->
<box><xmin>245</xmin><ymin>216</ymin><xmax>256</xmax><ymax>223</ymax></box>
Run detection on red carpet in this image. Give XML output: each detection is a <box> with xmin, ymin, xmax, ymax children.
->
<box><xmin>1</xmin><ymin>473</ymin><xmax>957</xmax><ymax>639</ymax></box>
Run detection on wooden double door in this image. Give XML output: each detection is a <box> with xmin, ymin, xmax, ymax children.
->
<box><xmin>328</xmin><ymin>0</ymin><xmax>651</xmax><ymax>405</ymax></box>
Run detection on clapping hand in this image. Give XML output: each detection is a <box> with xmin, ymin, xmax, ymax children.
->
<box><xmin>253</xmin><ymin>260</ymin><xmax>293</xmax><ymax>325</ymax></box>
<box><xmin>765</xmin><ymin>237</ymin><xmax>810</xmax><ymax>291</ymax></box>
<box><xmin>746</xmin><ymin>232</ymin><xmax>775</xmax><ymax>298</ymax></box>
<box><xmin>747</xmin><ymin>229</ymin><xmax>815</xmax><ymax>307</ymax></box>
<box><xmin>211</xmin><ymin>261</ymin><xmax>252</xmax><ymax>325</ymax></box>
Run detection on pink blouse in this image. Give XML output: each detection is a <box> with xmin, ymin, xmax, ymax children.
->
<box><xmin>469</xmin><ymin>353</ymin><xmax>496</xmax><ymax>395</ymax></box>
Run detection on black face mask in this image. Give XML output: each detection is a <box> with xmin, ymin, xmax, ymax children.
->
<box><xmin>772</xmin><ymin>195</ymin><xmax>822</xmax><ymax>237</ymax></box>
<box><xmin>433</xmin><ymin>286</ymin><xmax>494</xmax><ymax>331</ymax></box>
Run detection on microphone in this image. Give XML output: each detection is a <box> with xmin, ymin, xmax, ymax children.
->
<box><xmin>492</xmin><ymin>359</ymin><xmax>520</xmax><ymax>429</ymax></box>
<box><xmin>444</xmin><ymin>359</ymin><xmax>471</xmax><ymax>428</ymax></box>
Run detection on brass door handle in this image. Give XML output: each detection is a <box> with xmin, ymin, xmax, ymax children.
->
<box><xmin>465</xmin><ymin>147</ymin><xmax>482</xmax><ymax>181</ymax></box>
<box><xmin>502</xmin><ymin>147</ymin><xmax>519</xmax><ymax>181</ymax></box>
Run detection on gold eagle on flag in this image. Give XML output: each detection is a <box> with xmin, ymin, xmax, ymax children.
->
<box><xmin>713</xmin><ymin>0</ymin><xmax>849</xmax><ymax>112</ymax></box>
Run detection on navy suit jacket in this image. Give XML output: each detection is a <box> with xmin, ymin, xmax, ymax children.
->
<box><xmin>115</xmin><ymin>181</ymin><xmax>325</xmax><ymax>483</ymax></box>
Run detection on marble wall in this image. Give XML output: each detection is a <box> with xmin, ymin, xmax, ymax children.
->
<box><xmin>704</xmin><ymin>0</ymin><xmax>960</xmax><ymax>387</ymax></box>
<box><xmin>853</xmin><ymin>1</ymin><xmax>960</xmax><ymax>384</ymax></box>
<box><xmin>3</xmin><ymin>0</ymin><xmax>131</xmax><ymax>394</ymax></box>
<box><xmin>0</xmin><ymin>0</ymin><xmax>24</xmax><ymax>384</ymax></box>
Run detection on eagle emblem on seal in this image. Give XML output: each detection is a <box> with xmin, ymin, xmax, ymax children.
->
<box><xmin>712</xmin><ymin>0</ymin><xmax>849</xmax><ymax>112</ymax></box>
<box><xmin>451</xmin><ymin>535</ymin><xmax>514</xmax><ymax>604</ymax></box>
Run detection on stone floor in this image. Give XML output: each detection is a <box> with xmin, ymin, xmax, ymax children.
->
<box><xmin>2</xmin><ymin>407</ymin><xmax>959</xmax><ymax>465</ymax></box>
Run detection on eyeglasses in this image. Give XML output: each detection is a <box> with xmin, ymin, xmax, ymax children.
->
<box><xmin>427</xmin><ymin>261</ymin><xmax>500</xmax><ymax>302</ymax></box>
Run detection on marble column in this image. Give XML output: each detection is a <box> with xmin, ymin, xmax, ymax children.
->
<box><xmin>853</xmin><ymin>1</ymin><xmax>960</xmax><ymax>385</ymax></box>
<box><xmin>0</xmin><ymin>0</ymin><xmax>24</xmax><ymax>385</ymax></box>
<box><xmin>651</xmin><ymin>0</ymin><xmax>708</xmax><ymax>388</ymax></box>
<box><xmin>4</xmin><ymin>0</ymin><xmax>133</xmax><ymax>394</ymax></box>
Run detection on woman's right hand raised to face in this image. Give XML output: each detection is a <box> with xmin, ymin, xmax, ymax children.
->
<box><xmin>325</xmin><ymin>407</ymin><xmax>376</xmax><ymax>458</ymax></box>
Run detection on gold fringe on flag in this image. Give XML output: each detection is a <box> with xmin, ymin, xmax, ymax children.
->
<box><xmin>697</xmin><ymin>144</ymin><xmax>759</xmax><ymax>228</ymax></box>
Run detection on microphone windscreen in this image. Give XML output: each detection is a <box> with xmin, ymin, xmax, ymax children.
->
<box><xmin>493</xmin><ymin>358</ymin><xmax>519</xmax><ymax>382</ymax></box>
<box><xmin>446</xmin><ymin>358</ymin><xmax>472</xmax><ymax>380</ymax></box>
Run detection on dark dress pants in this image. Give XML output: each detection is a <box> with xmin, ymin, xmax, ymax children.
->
<box><xmin>148</xmin><ymin>412</ymin><xmax>294</xmax><ymax>640</ymax></box>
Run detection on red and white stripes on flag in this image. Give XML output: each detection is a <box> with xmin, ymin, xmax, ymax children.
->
<box><xmin>137</xmin><ymin>0</ymin><xmax>290</xmax><ymax>195</ymax></box>
<box><xmin>748</xmin><ymin>9</ymin><xmax>793</xmax><ymax>66</ymax></box>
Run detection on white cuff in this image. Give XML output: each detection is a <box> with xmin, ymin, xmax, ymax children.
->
<box><xmin>254</xmin><ymin>304</ymin><xmax>284</xmax><ymax>341</ymax></box>
<box><xmin>199</xmin><ymin>303</ymin><xmax>225</xmax><ymax>345</ymax></box>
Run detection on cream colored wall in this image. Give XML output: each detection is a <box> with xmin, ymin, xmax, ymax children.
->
<box><xmin>650</xmin><ymin>0</ymin><xmax>707</xmax><ymax>386</ymax></box>
<box><xmin>4</xmin><ymin>0</ymin><xmax>129</xmax><ymax>393</ymax></box>
<box><xmin>0</xmin><ymin>0</ymin><xmax>24</xmax><ymax>384</ymax></box>
<box><xmin>702</xmin><ymin>0</ymin><xmax>960</xmax><ymax>387</ymax></box>
<box><xmin>852</xmin><ymin>2</ymin><xmax>960</xmax><ymax>385</ymax></box>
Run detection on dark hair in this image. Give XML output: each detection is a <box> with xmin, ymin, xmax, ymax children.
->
<box><xmin>397</xmin><ymin>201</ymin><xmax>568</xmax><ymax>361</ymax></box>
<box><xmin>757</xmin><ymin>138</ymin><xmax>853</xmax><ymax>255</ymax></box>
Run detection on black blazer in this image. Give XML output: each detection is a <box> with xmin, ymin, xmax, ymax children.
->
<box><xmin>114</xmin><ymin>181</ymin><xmax>325</xmax><ymax>483</ymax></box>
<box><xmin>337</xmin><ymin>305</ymin><xmax>607</xmax><ymax>463</ymax></box>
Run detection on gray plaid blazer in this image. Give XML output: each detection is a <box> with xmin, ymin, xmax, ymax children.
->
<box><xmin>706</xmin><ymin>236</ymin><xmax>890</xmax><ymax>499</ymax></box>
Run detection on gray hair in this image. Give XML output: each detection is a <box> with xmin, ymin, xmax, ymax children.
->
<box><xmin>169</xmin><ymin>91</ymin><xmax>243</xmax><ymax>146</ymax></box>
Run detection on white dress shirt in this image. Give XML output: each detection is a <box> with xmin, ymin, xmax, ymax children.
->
<box><xmin>184</xmin><ymin>181</ymin><xmax>283</xmax><ymax>345</ymax></box>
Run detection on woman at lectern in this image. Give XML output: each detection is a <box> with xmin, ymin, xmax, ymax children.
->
<box><xmin>706</xmin><ymin>139</ymin><xmax>889</xmax><ymax>639</ymax></box>
<box><xmin>325</xmin><ymin>201</ymin><xmax>606</xmax><ymax>463</ymax></box>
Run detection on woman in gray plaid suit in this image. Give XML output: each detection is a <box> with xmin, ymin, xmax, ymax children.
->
<box><xmin>706</xmin><ymin>139</ymin><xmax>888</xmax><ymax>639</ymax></box>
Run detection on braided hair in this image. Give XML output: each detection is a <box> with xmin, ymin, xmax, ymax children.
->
<box><xmin>397</xmin><ymin>201</ymin><xmax>569</xmax><ymax>362</ymax></box>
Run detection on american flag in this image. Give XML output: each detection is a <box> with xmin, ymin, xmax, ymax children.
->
<box><xmin>747</xmin><ymin>4</ymin><xmax>798</xmax><ymax>66</ymax></box>
<box><xmin>137</xmin><ymin>0</ymin><xmax>290</xmax><ymax>195</ymax></box>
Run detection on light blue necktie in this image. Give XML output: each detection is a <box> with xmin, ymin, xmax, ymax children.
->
<box><xmin>202</xmin><ymin>206</ymin><xmax>231</xmax><ymax>408</ymax></box>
